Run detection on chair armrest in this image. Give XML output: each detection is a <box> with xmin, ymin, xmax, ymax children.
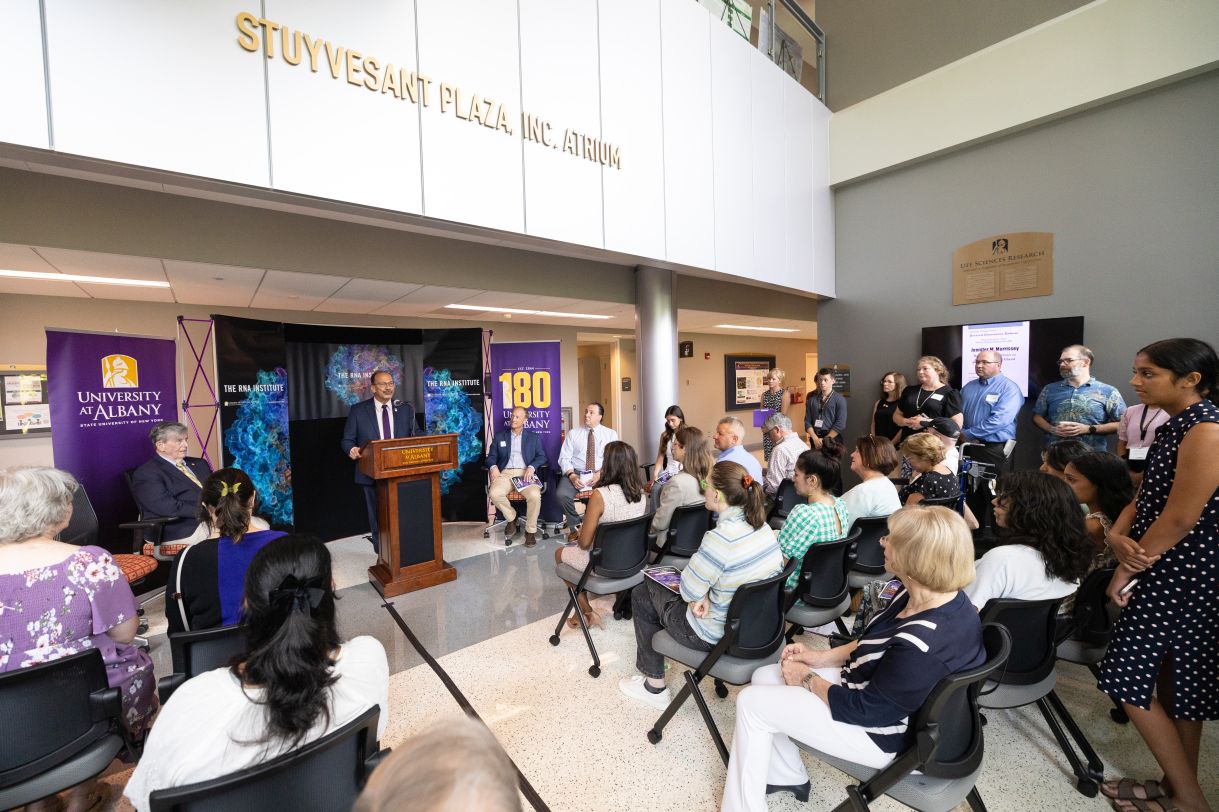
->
<box><xmin>158</xmin><ymin>673</ymin><xmax>187</xmax><ymax>705</ymax></box>
<box><xmin>120</xmin><ymin>517</ymin><xmax>174</xmax><ymax>552</ymax></box>
<box><xmin>829</xmin><ymin>727</ymin><xmax>938</xmax><ymax>812</ymax></box>
<box><xmin>363</xmin><ymin>746</ymin><xmax>391</xmax><ymax>779</ymax></box>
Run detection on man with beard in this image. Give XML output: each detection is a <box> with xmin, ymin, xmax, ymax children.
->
<box><xmin>1032</xmin><ymin>344</ymin><xmax>1125</xmax><ymax>451</ymax></box>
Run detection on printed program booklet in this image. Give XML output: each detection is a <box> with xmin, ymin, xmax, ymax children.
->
<box><xmin>511</xmin><ymin>475</ymin><xmax>541</xmax><ymax>491</ymax></box>
<box><xmin>644</xmin><ymin>565</ymin><xmax>683</xmax><ymax>595</ymax></box>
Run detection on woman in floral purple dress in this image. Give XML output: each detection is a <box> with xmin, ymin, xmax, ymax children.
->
<box><xmin>0</xmin><ymin>466</ymin><xmax>157</xmax><ymax>737</ymax></box>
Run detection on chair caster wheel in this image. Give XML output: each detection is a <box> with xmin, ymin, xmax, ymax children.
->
<box><xmin>505</xmin><ymin>539</ymin><xmax>513</xmax><ymax>546</ymax></box>
<box><xmin>647</xmin><ymin>729</ymin><xmax>661</xmax><ymax>744</ymax></box>
<box><xmin>588</xmin><ymin>665</ymin><xmax>600</xmax><ymax>678</ymax></box>
<box><xmin>714</xmin><ymin>680</ymin><xmax>728</xmax><ymax>699</ymax></box>
<box><xmin>1109</xmin><ymin>708</ymin><xmax>1129</xmax><ymax>724</ymax></box>
<box><xmin>549</xmin><ymin>635</ymin><xmax>560</xmax><ymax>646</ymax></box>
<box><xmin>1076</xmin><ymin>778</ymin><xmax>1098</xmax><ymax>798</ymax></box>
<box><xmin>613</xmin><ymin>610</ymin><xmax>623</xmax><ymax>620</ymax></box>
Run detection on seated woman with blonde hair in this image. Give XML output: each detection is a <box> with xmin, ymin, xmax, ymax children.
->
<box><xmin>721</xmin><ymin>506</ymin><xmax>984</xmax><ymax>811</ymax></box>
<box><xmin>897</xmin><ymin>432</ymin><xmax>959</xmax><ymax>506</ymax></box>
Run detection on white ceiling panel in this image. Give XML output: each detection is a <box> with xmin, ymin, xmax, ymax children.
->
<box><xmin>0</xmin><ymin>277</ymin><xmax>90</xmax><ymax>298</ymax></box>
<box><xmin>370</xmin><ymin>285</ymin><xmax>483</xmax><ymax>315</ymax></box>
<box><xmin>0</xmin><ymin>244</ymin><xmax>62</xmax><ymax>273</ymax></box>
<box><xmin>36</xmin><ymin>247</ymin><xmax>167</xmax><ymax>281</ymax></box>
<box><xmin>248</xmin><ymin>269</ymin><xmax>349</xmax><ymax>310</ymax></box>
<box><xmin>314</xmin><ymin>279</ymin><xmax>425</xmax><ymax>314</ymax></box>
<box><xmin>163</xmin><ymin>260</ymin><xmax>266</xmax><ymax>307</ymax></box>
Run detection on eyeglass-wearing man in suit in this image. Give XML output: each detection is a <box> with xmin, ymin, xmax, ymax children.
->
<box><xmin>341</xmin><ymin>370</ymin><xmax>416</xmax><ymax>552</ymax></box>
<box><xmin>130</xmin><ymin>421</ymin><xmax>213</xmax><ymax>544</ymax></box>
<box><xmin>486</xmin><ymin>406</ymin><xmax>548</xmax><ymax>547</ymax></box>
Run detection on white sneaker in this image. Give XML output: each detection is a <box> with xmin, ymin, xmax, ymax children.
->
<box><xmin>618</xmin><ymin>676</ymin><xmax>672</xmax><ymax>710</ymax></box>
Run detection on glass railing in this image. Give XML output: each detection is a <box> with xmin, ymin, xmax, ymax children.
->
<box><xmin>697</xmin><ymin>0</ymin><xmax>825</xmax><ymax>102</ymax></box>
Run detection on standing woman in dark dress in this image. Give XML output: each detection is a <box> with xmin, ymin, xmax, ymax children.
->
<box><xmin>870</xmin><ymin>371</ymin><xmax>906</xmax><ymax>448</ymax></box>
<box><xmin>1098</xmin><ymin>338</ymin><xmax>1218</xmax><ymax>812</ymax></box>
<box><xmin>761</xmin><ymin>369</ymin><xmax>792</xmax><ymax>463</ymax></box>
<box><xmin>893</xmin><ymin>356</ymin><xmax>962</xmax><ymax>441</ymax></box>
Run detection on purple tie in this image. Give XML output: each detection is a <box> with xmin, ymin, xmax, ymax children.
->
<box><xmin>381</xmin><ymin>404</ymin><xmax>392</xmax><ymax>439</ymax></box>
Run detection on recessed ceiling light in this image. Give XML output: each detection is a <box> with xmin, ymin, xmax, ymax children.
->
<box><xmin>444</xmin><ymin>303</ymin><xmax>610</xmax><ymax>320</ymax></box>
<box><xmin>0</xmin><ymin>269</ymin><xmax>170</xmax><ymax>288</ymax></box>
<box><xmin>715</xmin><ymin>324</ymin><xmax>798</xmax><ymax>333</ymax></box>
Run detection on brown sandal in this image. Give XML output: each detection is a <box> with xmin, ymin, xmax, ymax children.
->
<box><xmin>1103</xmin><ymin>779</ymin><xmax>1166</xmax><ymax>802</ymax></box>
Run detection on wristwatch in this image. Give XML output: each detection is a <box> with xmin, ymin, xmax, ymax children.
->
<box><xmin>800</xmin><ymin>672</ymin><xmax>815</xmax><ymax>692</ymax></box>
<box><xmin>1088</xmin><ymin>425</ymin><xmax>1097</xmax><ymax>435</ymax></box>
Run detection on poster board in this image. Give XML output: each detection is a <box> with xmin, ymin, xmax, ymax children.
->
<box><xmin>952</xmin><ymin>232</ymin><xmax>1053</xmax><ymax>306</ymax></box>
<box><xmin>724</xmin><ymin>355</ymin><xmax>776</xmax><ymax>411</ymax></box>
<box><xmin>0</xmin><ymin>370</ymin><xmax>50</xmax><ymax>437</ymax></box>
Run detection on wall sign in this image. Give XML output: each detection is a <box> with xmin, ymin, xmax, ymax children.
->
<box><xmin>679</xmin><ymin>341</ymin><xmax>694</xmax><ymax>358</ymax></box>
<box><xmin>953</xmin><ymin>232</ymin><xmax>1053</xmax><ymax>305</ymax></box>
<box><xmin>0</xmin><ymin>370</ymin><xmax>50</xmax><ymax>437</ymax></box>
<box><xmin>724</xmin><ymin>355</ymin><xmax>776</xmax><ymax>411</ymax></box>
<box><xmin>827</xmin><ymin>364</ymin><xmax>851</xmax><ymax>397</ymax></box>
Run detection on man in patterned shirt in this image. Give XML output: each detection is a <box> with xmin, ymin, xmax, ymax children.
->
<box><xmin>1033</xmin><ymin>344</ymin><xmax>1126</xmax><ymax>451</ymax></box>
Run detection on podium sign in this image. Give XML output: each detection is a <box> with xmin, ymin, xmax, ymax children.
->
<box><xmin>358</xmin><ymin>433</ymin><xmax>459</xmax><ymax>597</ymax></box>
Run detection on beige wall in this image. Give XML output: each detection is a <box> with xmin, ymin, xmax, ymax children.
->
<box><xmin>0</xmin><ymin>294</ymin><xmax>582</xmax><ymax>469</ymax></box>
<box><xmin>674</xmin><ymin>332</ymin><xmax>818</xmax><ymax>454</ymax></box>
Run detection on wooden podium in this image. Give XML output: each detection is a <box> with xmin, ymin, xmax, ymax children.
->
<box><xmin>358</xmin><ymin>433</ymin><xmax>459</xmax><ymax>598</ymax></box>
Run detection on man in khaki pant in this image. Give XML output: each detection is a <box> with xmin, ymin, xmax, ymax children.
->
<box><xmin>487</xmin><ymin>406</ymin><xmax>548</xmax><ymax>546</ymax></box>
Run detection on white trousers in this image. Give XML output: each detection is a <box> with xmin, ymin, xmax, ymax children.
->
<box><xmin>721</xmin><ymin>664</ymin><xmax>893</xmax><ymax>812</ymax></box>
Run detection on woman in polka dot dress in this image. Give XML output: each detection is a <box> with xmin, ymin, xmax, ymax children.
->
<box><xmin>1098</xmin><ymin>338</ymin><xmax>1219</xmax><ymax>812</ymax></box>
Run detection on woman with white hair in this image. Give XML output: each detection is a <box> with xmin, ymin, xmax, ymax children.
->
<box><xmin>0</xmin><ymin>467</ymin><xmax>157</xmax><ymax>805</ymax></box>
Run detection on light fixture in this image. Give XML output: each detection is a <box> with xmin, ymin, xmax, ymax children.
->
<box><xmin>0</xmin><ymin>269</ymin><xmax>171</xmax><ymax>288</ymax></box>
<box><xmin>445</xmin><ymin>304</ymin><xmax>611</xmax><ymax>320</ymax></box>
<box><xmin>715</xmin><ymin>324</ymin><xmax>798</xmax><ymax>333</ymax></box>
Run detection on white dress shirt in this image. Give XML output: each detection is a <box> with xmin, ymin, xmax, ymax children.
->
<box><xmin>557</xmin><ymin>424</ymin><xmax>619</xmax><ymax>477</ymax></box>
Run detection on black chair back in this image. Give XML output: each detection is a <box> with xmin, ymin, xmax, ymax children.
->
<box><xmin>979</xmin><ymin>597</ymin><xmax>1064</xmax><ymax>685</ymax></box>
<box><xmin>789</xmin><ymin>528</ymin><xmax>860</xmax><ymax>610</ymax></box>
<box><xmin>59</xmin><ymin>484</ymin><xmax>100</xmax><ymax>548</ymax></box>
<box><xmin>850</xmin><ymin>515</ymin><xmax>890</xmax><ymax>573</ymax></box>
<box><xmin>914</xmin><ymin>623</ymin><xmax>1012</xmax><ymax>779</ymax></box>
<box><xmin>148</xmin><ymin>705</ymin><xmax>385</xmax><ymax>812</ymax></box>
<box><xmin>591</xmin><ymin>510</ymin><xmax>655</xmax><ymax>579</ymax></box>
<box><xmin>666</xmin><ymin>504</ymin><xmax>712</xmax><ymax>558</ymax></box>
<box><xmin>725</xmin><ymin>558</ymin><xmax>798</xmax><ymax>658</ymax></box>
<box><xmin>170</xmin><ymin>625</ymin><xmax>248</xmax><ymax>677</ymax></box>
<box><xmin>1062</xmin><ymin>565</ymin><xmax>1118</xmax><ymax>647</ymax></box>
<box><xmin>0</xmin><ymin>649</ymin><xmax>121</xmax><ymax>787</ymax></box>
<box><xmin>920</xmin><ymin>495</ymin><xmax>960</xmax><ymax>509</ymax></box>
<box><xmin>767</xmin><ymin>479</ymin><xmax>800</xmax><ymax>522</ymax></box>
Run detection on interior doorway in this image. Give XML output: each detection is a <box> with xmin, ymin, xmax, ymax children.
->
<box><xmin>576</xmin><ymin>335</ymin><xmax>640</xmax><ymax>451</ymax></box>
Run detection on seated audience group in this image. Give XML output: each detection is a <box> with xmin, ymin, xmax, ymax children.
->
<box><xmin>4</xmin><ymin>335</ymin><xmax>1216</xmax><ymax>812</ymax></box>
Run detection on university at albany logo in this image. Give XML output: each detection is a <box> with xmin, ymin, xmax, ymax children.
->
<box><xmin>101</xmin><ymin>354</ymin><xmax>138</xmax><ymax>388</ymax></box>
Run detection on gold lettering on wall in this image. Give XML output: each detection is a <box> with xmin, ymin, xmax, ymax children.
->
<box><xmin>233</xmin><ymin>12</ymin><xmax>620</xmax><ymax>168</ymax></box>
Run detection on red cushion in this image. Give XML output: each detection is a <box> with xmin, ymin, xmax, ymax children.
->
<box><xmin>142</xmin><ymin>542</ymin><xmax>188</xmax><ymax>557</ymax></box>
<box><xmin>113</xmin><ymin>554</ymin><xmax>157</xmax><ymax>583</ymax></box>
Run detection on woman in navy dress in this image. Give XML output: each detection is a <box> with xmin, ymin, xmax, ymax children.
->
<box><xmin>1098</xmin><ymin>338</ymin><xmax>1219</xmax><ymax>812</ymax></box>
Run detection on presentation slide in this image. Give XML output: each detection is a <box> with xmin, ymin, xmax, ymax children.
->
<box><xmin>961</xmin><ymin>321</ymin><xmax>1031</xmax><ymax>395</ymax></box>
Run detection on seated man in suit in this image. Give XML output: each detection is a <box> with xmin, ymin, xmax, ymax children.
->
<box><xmin>486</xmin><ymin>406</ymin><xmax>548</xmax><ymax>547</ymax></box>
<box><xmin>130</xmin><ymin>421</ymin><xmax>213</xmax><ymax>545</ymax></box>
<box><xmin>556</xmin><ymin>402</ymin><xmax>618</xmax><ymax>540</ymax></box>
<box><xmin>341</xmin><ymin>370</ymin><xmax>416</xmax><ymax>552</ymax></box>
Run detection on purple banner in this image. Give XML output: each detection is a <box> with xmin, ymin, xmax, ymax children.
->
<box><xmin>489</xmin><ymin>341</ymin><xmax>562</xmax><ymax>522</ymax></box>
<box><xmin>46</xmin><ymin>329</ymin><xmax>178</xmax><ymax>554</ymax></box>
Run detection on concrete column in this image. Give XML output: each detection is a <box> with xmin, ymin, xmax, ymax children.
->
<box><xmin>635</xmin><ymin>266</ymin><xmax>678</xmax><ymax>454</ymax></box>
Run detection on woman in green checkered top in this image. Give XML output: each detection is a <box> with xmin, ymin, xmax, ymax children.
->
<box><xmin>777</xmin><ymin>441</ymin><xmax>851</xmax><ymax>589</ymax></box>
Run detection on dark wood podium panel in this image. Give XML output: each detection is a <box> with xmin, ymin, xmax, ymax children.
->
<box><xmin>360</xmin><ymin>434</ymin><xmax>458</xmax><ymax>598</ymax></box>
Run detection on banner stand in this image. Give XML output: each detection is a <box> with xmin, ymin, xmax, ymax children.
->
<box><xmin>177</xmin><ymin>316</ymin><xmax>220</xmax><ymax>468</ymax></box>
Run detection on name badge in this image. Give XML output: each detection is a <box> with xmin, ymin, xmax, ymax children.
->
<box><xmin>814</xmin><ymin>419</ymin><xmax>825</xmax><ymax>429</ymax></box>
<box><xmin>985</xmin><ymin>394</ymin><xmax>1000</xmax><ymax>404</ymax></box>
<box><xmin>499</xmin><ymin>440</ymin><xmax>507</xmax><ymax>447</ymax></box>
<box><xmin>1128</xmin><ymin>447</ymin><xmax>1149</xmax><ymax>461</ymax></box>
<box><xmin>930</xmin><ymin>393</ymin><xmax>944</xmax><ymax>401</ymax></box>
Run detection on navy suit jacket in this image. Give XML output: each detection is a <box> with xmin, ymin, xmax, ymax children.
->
<box><xmin>485</xmin><ymin>428</ymin><xmax>547</xmax><ymax>473</ymax></box>
<box><xmin>130</xmin><ymin>455</ymin><xmax>213</xmax><ymax>541</ymax></box>
<box><xmin>341</xmin><ymin>398</ymin><xmax>416</xmax><ymax>485</ymax></box>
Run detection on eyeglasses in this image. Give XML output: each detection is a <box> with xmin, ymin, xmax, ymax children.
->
<box><xmin>1058</xmin><ymin>357</ymin><xmax>1084</xmax><ymax>365</ymax></box>
<box><xmin>976</xmin><ymin>360</ymin><xmax>1000</xmax><ymax>365</ymax></box>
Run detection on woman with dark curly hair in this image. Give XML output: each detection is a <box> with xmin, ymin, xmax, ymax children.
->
<box><xmin>1038</xmin><ymin>438</ymin><xmax>1091</xmax><ymax>483</ymax></box>
<box><xmin>1062</xmin><ymin>452</ymin><xmax>1135</xmax><ymax>564</ymax></box>
<box><xmin>963</xmin><ymin>470</ymin><xmax>1092</xmax><ymax>610</ymax></box>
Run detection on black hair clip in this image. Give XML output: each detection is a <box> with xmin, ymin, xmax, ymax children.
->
<box><xmin>269</xmin><ymin>573</ymin><xmax>326</xmax><ymax>615</ymax></box>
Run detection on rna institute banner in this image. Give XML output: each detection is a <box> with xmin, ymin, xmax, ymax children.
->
<box><xmin>46</xmin><ymin>329</ymin><xmax>178</xmax><ymax>555</ymax></box>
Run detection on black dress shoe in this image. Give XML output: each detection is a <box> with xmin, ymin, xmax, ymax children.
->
<box><xmin>766</xmin><ymin>781</ymin><xmax>811</xmax><ymax>802</ymax></box>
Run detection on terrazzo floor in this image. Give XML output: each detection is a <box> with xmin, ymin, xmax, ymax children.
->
<box><xmin>91</xmin><ymin>522</ymin><xmax>1217</xmax><ymax>811</ymax></box>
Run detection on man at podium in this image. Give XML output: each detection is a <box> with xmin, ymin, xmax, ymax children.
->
<box><xmin>342</xmin><ymin>370</ymin><xmax>416</xmax><ymax>551</ymax></box>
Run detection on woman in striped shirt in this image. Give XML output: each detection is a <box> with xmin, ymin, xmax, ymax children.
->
<box><xmin>721</xmin><ymin>506</ymin><xmax>985</xmax><ymax>812</ymax></box>
<box><xmin>620</xmin><ymin>461</ymin><xmax>783</xmax><ymax>710</ymax></box>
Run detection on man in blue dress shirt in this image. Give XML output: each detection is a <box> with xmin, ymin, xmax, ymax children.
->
<box><xmin>713</xmin><ymin>416</ymin><xmax>763</xmax><ymax>483</ymax></box>
<box><xmin>960</xmin><ymin>351</ymin><xmax>1023</xmax><ymax>527</ymax></box>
